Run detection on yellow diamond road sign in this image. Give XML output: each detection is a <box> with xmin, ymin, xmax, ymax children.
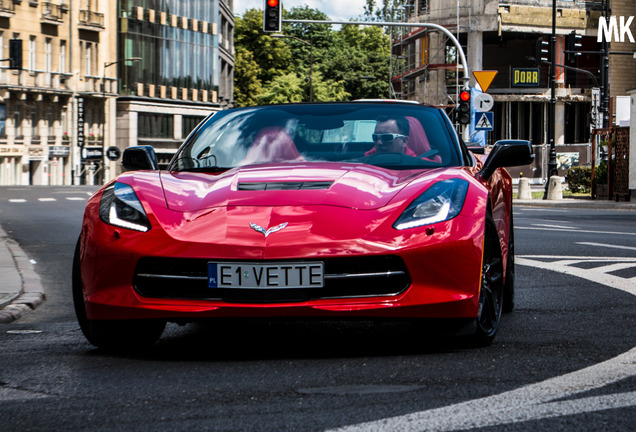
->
<box><xmin>472</xmin><ymin>70</ymin><xmax>498</xmax><ymax>93</ymax></box>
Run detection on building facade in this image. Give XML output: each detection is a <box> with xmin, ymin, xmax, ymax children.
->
<box><xmin>0</xmin><ymin>0</ymin><xmax>117</xmax><ymax>186</ymax></box>
<box><xmin>0</xmin><ymin>0</ymin><xmax>234</xmax><ymax>185</ymax></box>
<box><xmin>393</xmin><ymin>0</ymin><xmax>635</xmax><ymax>181</ymax></box>
<box><xmin>114</xmin><ymin>0</ymin><xmax>234</xmax><ymax>174</ymax></box>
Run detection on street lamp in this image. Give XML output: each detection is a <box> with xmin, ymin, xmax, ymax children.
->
<box><xmin>101</xmin><ymin>57</ymin><xmax>141</xmax><ymax>183</ymax></box>
<box><xmin>271</xmin><ymin>34</ymin><xmax>313</xmax><ymax>102</ymax></box>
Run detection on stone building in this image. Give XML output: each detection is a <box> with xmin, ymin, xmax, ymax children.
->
<box><xmin>393</xmin><ymin>0</ymin><xmax>635</xmax><ymax>181</ymax></box>
<box><xmin>0</xmin><ymin>0</ymin><xmax>116</xmax><ymax>186</ymax></box>
<box><xmin>0</xmin><ymin>0</ymin><xmax>234</xmax><ymax>186</ymax></box>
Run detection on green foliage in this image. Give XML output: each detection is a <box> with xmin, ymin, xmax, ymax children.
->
<box><xmin>235</xmin><ymin>9</ymin><xmax>291</xmax><ymax>83</ymax></box>
<box><xmin>595</xmin><ymin>161</ymin><xmax>608</xmax><ymax>185</ymax></box>
<box><xmin>234</xmin><ymin>6</ymin><xmax>390</xmax><ymax>105</ymax></box>
<box><xmin>565</xmin><ymin>166</ymin><xmax>591</xmax><ymax>194</ymax></box>
<box><xmin>233</xmin><ymin>48</ymin><xmax>262</xmax><ymax>107</ymax></box>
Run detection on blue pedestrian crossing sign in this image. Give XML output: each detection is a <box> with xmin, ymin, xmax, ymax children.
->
<box><xmin>475</xmin><ymin>112</ymin><xmax>494</xmax><ymax>131</ymax></box>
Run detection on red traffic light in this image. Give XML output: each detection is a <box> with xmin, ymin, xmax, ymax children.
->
<box><xmin>268</xmin><ymin>0</ymin><xmax>279</xmax><ymax>7</ymax></box>
<box><xmin>459</xmin><ymin>90</ymin><xmax>470</xmax><ymax>101</ymax></box>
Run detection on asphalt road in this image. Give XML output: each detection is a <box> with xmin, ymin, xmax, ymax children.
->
<box><xmin>1</xmin><ymin>186</ymin><xmax>635</xmax><ymax>431</ymax></box>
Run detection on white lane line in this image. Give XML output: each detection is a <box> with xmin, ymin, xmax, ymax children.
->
<box><xmin>38</xmin><ymin>198</ymin><xmax>56</xmax><ymax>202</ymax></box>
<box><xmin>65</xmin><ymin>197</ymin><xmax>86</xmax><ymax>201</ymax></box>
<box><xmin>327</xmin><ymin>256</ymin><xmax>636</xmax><ymax>432</ymax></box>
<box><xmin>517</xmin><ymin>226</ymin><xmax>636</xmax><ymax>236</ymax></box>
<box><xmin>531</xmin><ymin>223</ymin><xmax>576</xmax><ymax>230</ymax></box>
<box><xmin>0</xmin><ymin>386</ymin><xmax>49</xmax><ymax>401</ymax></box>
<box><xmin>8</xmin><ymin>199</ymin><xmax>26</xmax><ymax>203</ymax></box>
<box><xmin>576</xmin><ymin>242</ymin><xmax>636</xmax><ymax>252</ymax></box>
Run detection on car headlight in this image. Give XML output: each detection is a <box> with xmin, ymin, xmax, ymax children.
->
<box><xmin>393</xmin><ymin>179</ymin><xmax>469</xmax><ymax>230</ymax></box>
<box><xmin>99</xmin><ymin>182</ymin><xmax>151</xmax><ymax>232</ymax></box>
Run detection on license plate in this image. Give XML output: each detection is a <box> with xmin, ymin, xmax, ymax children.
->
<box><xmin>208</xmin><ymin>262</ymin><xmax>324</xmax><ymax>289</ymax></box>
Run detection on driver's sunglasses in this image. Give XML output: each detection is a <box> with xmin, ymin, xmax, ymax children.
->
<box><xmin>372</xmin><ymin>133</ymin><xmax>407</xmax><ymax>144</ymax></box>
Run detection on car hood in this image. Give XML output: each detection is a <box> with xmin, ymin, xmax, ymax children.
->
<box><xmin>159</xmin><ymin>163</ymin><xmax>435</xmax><ymax>212</ymax></box>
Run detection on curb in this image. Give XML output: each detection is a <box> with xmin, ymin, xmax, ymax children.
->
<box><xmin>514</xmin><ymin>198</ymin><xmax>636</xmax><ymax>210</ymax></box>
<box><xmin>0</xmin><ymin>227</ymin><xmax>46</xmax><ymax>324</ymax></box>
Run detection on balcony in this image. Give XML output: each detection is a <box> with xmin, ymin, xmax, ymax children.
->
<box><xmin>79</xmin><ymin>10</ymin><xmax>105</xmax><ymax>30</ymax></box>
<box><xmin>41</xmin><ymin>2</ymin><xmax>64</xmax><ymax>25</ymax></box>
<box><xmin>0</xmin><ymin>0</ymin><xmax>15</xmax><ymax>18</ymax></box>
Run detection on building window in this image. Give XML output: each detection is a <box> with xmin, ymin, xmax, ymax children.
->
<box><xmin>31</xmin><ymin>108</ymin><xmax>39</xmax><ymax>139</ymax></box>
<box><xmin>84</xmin><ymin>42</ymin><xmax>92</xmax><ymax>76</ymax></box>
<box><xmin>59</xmin><ymin>40</ymin><xmax>66</xmax><ymax>73</ymax></box>
<box><xmin>45</xmin><ymin>38</ymin><xmax>52</xmax><ymax>73</ymax></box>
<box><xmin>29</xmin><ymin>36</ymin><xmax>36</xmax><ymax>71</ymax></box>
<box><xmin>0</xmin><ymin>105</ymin><xmax>6</xmax><ymax>138</ymax></box>
<box><xmin>138</xmin><ymin>113</ymin><xmax>174</xmax><ymax>139</ymax></box>
<box><xmin>182</xmin><ymin>115</ymin><xmax>205</xmax><ymax>138</ymax></box>
<box><xmin>47</xmin><ymin>111</ymin><xmax>54</xmax><ymax>138</ymax></box>
<box><xmin>14</xmin><ymin>109</ymin><xmax>21</xmax><ymax>139</ymax></box>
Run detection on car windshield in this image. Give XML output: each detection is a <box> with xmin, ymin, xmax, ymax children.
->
<box><xmin>169</xmin><ymin>103</ymin><xmax>461</xmax><ymax>172</ymax></box>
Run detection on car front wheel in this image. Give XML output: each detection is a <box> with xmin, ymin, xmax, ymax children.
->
<box><xmin>469</xmin><ymin>216</ymin><xmax>504</xmax><ymax>346</ymax></box>
<box><xmin>72</xmin><ymin>238</ymin><xmax>166</xmax><ymax>350</ymax></box>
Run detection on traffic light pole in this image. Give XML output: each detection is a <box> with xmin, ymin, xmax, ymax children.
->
<box><xmin>282</xmin><ymin>19</ymin><xmax>470</xmax><ymax>86</ymax></box>
<box><xmin>543</xmin><ymin>0</ymin><xmax>558</xmax><ymax>200</ymax></box>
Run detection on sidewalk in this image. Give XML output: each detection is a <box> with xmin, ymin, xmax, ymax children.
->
<box><xmin>0</xmin><ymin>197</ymin><xmax>634</xmax><ymax>324</ymax></box>
<box><xmin>0</xmin><ymin>226</ymin><xmax>45</xmax><ymax>323</ymax></box>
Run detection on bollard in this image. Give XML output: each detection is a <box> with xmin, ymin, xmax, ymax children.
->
<box><xmin>518</xmin><ymin>177</ymin><xmax>532</xmax><ymax>200</ymax></box>
<box><xmin>547</xmin><ymin>176</ymin><xmax>563</xmax><ymax>200</ymax></box>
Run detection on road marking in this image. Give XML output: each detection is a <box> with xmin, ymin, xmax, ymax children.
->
<box><xmin>38</xmin><ymin>198</ymin><xmax>56</xmax><ymax>202</ymax></box>
<box><xmin>0</xmin><ymin>386</ymin><xmax>49</xmax><ymax>401</ymax></box>
<box><xmin>576</xmin><ymin>242</ymin><xmax>636</xmax><ymax>252</ymax></box>
<box><xmin>517</xmin><ymin>226</ymin><xmax>636</xmax><ymax>236</ymax></box>
<box><xmin>8</xmin><ymin>199</ymin><xmax>26</xmax><ymax>203</ymax></box>
<box><xmin>65</xmin><ymin>197</ymin><xmax>86</xmax><ymax>201</ymax></box>
<box><xmin>327</xmin><ymin>256</ymin><xmax>636</xmax><ymax>432</ymax></box>
<box><xmin>531</xmin><ymin>223</ymin><xmax>576</xmax><ymax>230</ymax></box>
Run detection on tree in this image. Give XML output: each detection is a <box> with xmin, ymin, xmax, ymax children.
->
<box><xmin>235</xmin><ymin>9</ymin><xmax>291</xmax><ymax>83</ymax></box>
<box><xmin>256</xmin><ymin>73</ymin><xmax>305</xmax><ymax>105</ymax></box>
<box><xmin>233</xmin><ymin>47</ymin><xmax>263</xmax><ymax>107</ymax></box>
<box><xmin>321</xmin><ymin>26</ymin><xmax>391</xmax><ymax>100</ymax></box>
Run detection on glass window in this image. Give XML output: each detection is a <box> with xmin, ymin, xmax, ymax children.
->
<box><xmin>182</xmin><ymin>115</ymin><xmax>205</xmax><ymax>138</ymax></box>
<box><xmin>138</xmin><ymin>112</ymin><xmax>174</xmax><ymax>139</ymax></box>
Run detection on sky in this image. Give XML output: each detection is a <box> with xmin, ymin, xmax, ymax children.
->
<box><xmin>234</xmin><ymin>0</ymin><xmax>368</xmax><ymax>22</ymax></box>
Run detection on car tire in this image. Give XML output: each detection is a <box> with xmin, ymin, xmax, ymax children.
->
<box><xmin>72</xmin><ymin>238</ymin><xmax>166</xmax><ymax>350</ymax></box>
<box><xmin>469</xmin><ymin>215</ymin><xmax>504</xmax><ymax>346</ymax></box>
<box><xmin>503</xmin><ymin>211</ymin><xmax>515</xmax><ymax>313</ymax></box>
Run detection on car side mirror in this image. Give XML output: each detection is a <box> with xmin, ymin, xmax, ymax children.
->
<box><xmin>479</xmin><ymin>140</ymin><xmax>534</xmax><ymax>181</ymax></box>
<box><xmin>122</xmin><ymin>146</ymin><xmax>159</xmax><ymax>172</ymax></box>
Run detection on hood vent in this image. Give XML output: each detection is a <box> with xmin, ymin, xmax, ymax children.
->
<box><xmin>238</xmin><ymin>181</ymin><xmax>333</xmax><ymax>191</ymax></box>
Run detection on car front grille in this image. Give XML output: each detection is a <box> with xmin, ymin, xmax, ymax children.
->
<box><xmin>133</xmin><ymin>256</ymin><xmax>410</xmax><ymax>303</ymax></box>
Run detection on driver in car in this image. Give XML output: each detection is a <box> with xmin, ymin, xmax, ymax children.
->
<box><xmin>366</xmin><ymin>116</ymin><xmax>416</xmax><ymax>156</ymax></box>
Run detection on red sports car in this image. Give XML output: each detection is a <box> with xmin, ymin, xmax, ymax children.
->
<box><xmin>73</xmin><ymin>101</ymin><xmax>533</xmax><ymax>349</ymax></box>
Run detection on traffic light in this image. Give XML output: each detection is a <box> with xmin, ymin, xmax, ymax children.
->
<box><xmin>457</xmin><ymin>89</ymin><xmax>471</xmax><ymax>125</ymax></box>
<box><xmin>566</xmin><ymin>31</ymin><xmax>582</xmax><ymax>62</ymax></box>
<box><xmin>9</xmin><ymin>39</ymin><xmax>22</xmax><ymax>70</ymax></box>
<box><xmin>534</xmin><ymin>38</ymin><xmax>549</xmax><ymax>65</ymax></box>
<box><xmin>263</xmin><ymin>0</ymin><xmax>282</xmax><ymax>33</ymax></box>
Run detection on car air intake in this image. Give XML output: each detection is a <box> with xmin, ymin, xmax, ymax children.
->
<box><xmin>133</xmin><ymin>255</ymin><xmax>410</xmax><ymax>303</ymax></box>
<box><xmin>238</xmin><ymin>181</ymin><xmax>333</xmax><ymax>191</ymax></box>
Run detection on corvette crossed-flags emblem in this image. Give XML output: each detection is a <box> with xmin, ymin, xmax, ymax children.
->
<box><xmin>249</xmin><ymin>222</ymin><xmax>289</xmax><ymax>237</ymax></box>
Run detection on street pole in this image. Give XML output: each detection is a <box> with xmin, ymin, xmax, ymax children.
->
<box><xmin>601</xmin><ymin>0</ymin><xmax>610</xmax><ymax>128</ymax></box>
<box><xmin>544</xmin><ymin>0</ymin><xmax>558</xmax><ymax>199</ymax></box>
<box><xmin>271</xmin><ymin>34</ymin><xmax>313</xmax><ymax>102</ymax></box>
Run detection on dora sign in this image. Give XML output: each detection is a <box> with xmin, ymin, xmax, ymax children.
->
<box><xmin>512</xmin><ymin>68</ymin><xmax>540</xmax><ymax>87</ymax></box>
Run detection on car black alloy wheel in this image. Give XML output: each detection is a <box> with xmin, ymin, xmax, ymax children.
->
<box><xmin>72</xmin><ymin>238</ymin><xmax>166</xmax><ymax>351</ymax></box>
<box><xmin>471</xmin><ymin>216</ymin><xmax>504</xmax><ymax>346</ymax></box>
